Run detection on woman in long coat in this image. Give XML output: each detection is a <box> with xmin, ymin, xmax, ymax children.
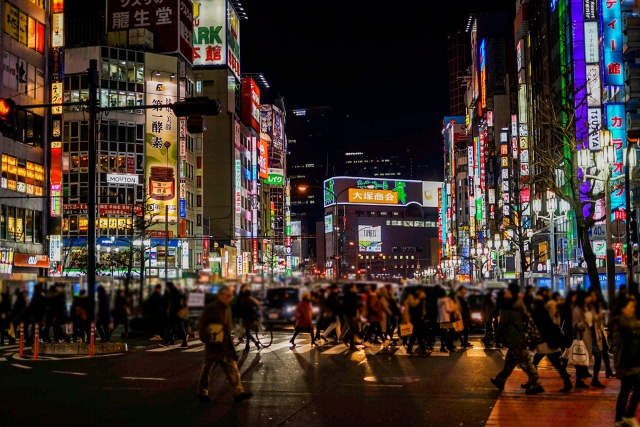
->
<box><xmin>572</xmin><ymin>291</ymin><xmax>605</xmax><ymax>389</ymax></box>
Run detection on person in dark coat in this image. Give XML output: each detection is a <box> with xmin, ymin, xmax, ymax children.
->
<box><xmin>342</xmin><ymin>283</ymin><xmax>360</xmax><ymax>350</ymax></box>
<box><xmin>96</xmin><ymin>285</ymin><xmax>112</xmax><ymax>342</ymax></box>
<box><xmin>457</xmin><ymin>286</ymin><xmax>473</xmax><ymax>348</ymax></box>
<box><xmin>162</xmin><ymin>282</ymin><xmax>187</xmax><ymax>347</ymax></box>
<box><xmin>320</xmin><ymin>285</ymin><xmax>341</xmax><ymax>341</ymax></box>
<box><xmin>521</xmin><ymin>299</ymin><xmax>572</xmax><ymax>392</ymax></box>
<box><xmin>70</xmin><ymin>289</ymin><xmax>89</xmax><ymax>343</ymax></box>
<box><xmin>49</xmin><ymin>286</ymin><xmax>69</xmax><ymax>342</ymax></box>
<box><xmin>290</xmin><ymin>291</ymin><xmax>315</xmax><ymax>346</ymax></box>
<box><xmin>405</xmin><ymin>285</ymin><xmax>429</xmax><ymax>356</ymax></box>
<box><xmin>196</xmin><ymin>285</ymin><xmax>252</xmax><ymax>403</ymax></box>
<box><xmin>0</xmin><ymin>287</ymin><xmax>14</xmax><ymax>345</ymax></box>
<box><xmin>363</xmin><ymin>286</ymin><xmax>384</xmax><ymax>344</ymax></box>
<box><xmin>237</xmin><ymin>286</ymin><xmax>261</xmax><ymax>352</ymax></box>
<box><xmin>490</xmin><ymin>282</ymin><xmax>543</xmax><ymax>395</ymax></box>
<box><xmin>12</xmin><ymin>289</ymin><xmax>28</xmax><ymax>343</ymax></box>
<box><xmin>385</xmin><ymin>284</ymin><xmax>402</xmax><ymax>343</ymax></box>
<box><xmin>481</xmin><ymin>293</ymin><xmax>495</xmax><ymax>347</ymax></box>
<box><xmin>145</xmin><ymin>284</ymin><xmax>166</xmax><ymax>340</ymax></box>
<box><xmin>112</xmin><ymin>289</ymin><xmax>130</xmax><ymax>338</ymax></box>
<box><xmin>27</xmin><ymin>285</ymin><xmax>47</xmax><ymax>345</ymax></box>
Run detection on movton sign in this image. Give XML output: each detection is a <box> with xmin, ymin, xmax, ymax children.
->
<box><xmin>106</xmin><ymin>174</ymin><xmax>139</xmax><ymax>185</ymax></box>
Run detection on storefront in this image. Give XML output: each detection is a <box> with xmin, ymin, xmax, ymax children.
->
<box><xmin>13</xmin><ymin>253</ymin><xmax>49</xmax><ymax>276</ymax></box>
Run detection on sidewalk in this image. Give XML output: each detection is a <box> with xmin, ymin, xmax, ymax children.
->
<box><xmin>486</xmin><ymin>359</ymin><xmax>631</xmax><ymax>427</ymax></box>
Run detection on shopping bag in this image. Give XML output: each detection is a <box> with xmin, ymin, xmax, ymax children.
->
<box><xmin>400</xmin><ymin>323</ymin><xmax>413</xmax><ymax>337</ymax></box>
<box><xmin>567</xmin><ymin>338</ymin><xmax>589</xmax><ymax>366</ymax></box>
<box><xmin>8</xmin><ymin>322</ymin><xmax>15</xmax><ymax>339</ymax></box>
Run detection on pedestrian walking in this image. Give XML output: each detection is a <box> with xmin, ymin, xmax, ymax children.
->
<box><xmin>12</xmin><ymin>289</ymin><xmax>29</xmax><ymax>344</ymax></box>
<box><xmin>196</xmin><ymin>285</ymin><xmax>252</xmax><ymax>403</ymax></box>
<box><xmin>290</xmin><ymin>291</ymin><xmax>316</xmax><ymax>347</ymax></box>
<box><xmin>145</xmin><ymin>284</ymin><xmax>166</xmax><ymax>340</ymax></box>
<box><xmin>481</xmin><ymin>293</ymin><xmax>495</xmax><ymax>347</ymax></box>
<box><xmin>342</xmin><ymin>283</ymin><xmax>360</xmax><ymax>350</ymax></box>
<box><xmin>404</xmin><ymin>285</ymin><xmax>429</xmax><ymax>356</ymax></box>
<box><xmin>572</xmin><ymin>291</ymin><xmax>605</xmax><ymax>389</ymax></box>
<box><xmin>321</xmin><ymin>284</ymin><xmax>342</xmax><ymax>341</ymax></box>
<box><xmin>378</xmin><ymin>287</ymin><xmax>393</xmax><ymax>344</ymax></box>
<box><xmin>313</xmin><ymin>289</ymin><xmax>328</xmax><ymax>342</ymax></box>
<box><xmin>523</xmin><ymin>285</ymin><xmax>535</xmax><ymax>312</ymax></box>
<box><xmin>457</xmin><ymin>286</ymin><xmax>473</xmax><ymax>348</ymax></box>
<box><xmin>436</xmin><ymin>286</ymin><xmax>455</xmax><ymax>352</ymax></box>
<box><xmin>0</xmin><ymin>287</ymin><xmax>14</xmax><ymax>345</ymax></box>
<box><xmin>238</xmin><ymin>285</ymin><xmax>261</xmax><ymax>352</ymax></box>
<box><xmin>70</xmin><ymin>289</ymin><xmax>89</xmax><ymax>343</ymax></box>
<box><xmin>490</xmin><ymin>282</ymin><xmax>544</xmax><ymax>395</ymax></box>
<box><xmin>363</xmin><ymin>286</ymin><xmax>384</xmax><ymax>344</ymax></box>
<box><xmin>96</xmin><ymin>285</ymin><xmax>112</xmax><ymax>343</ymax></box>
<box><xmin>161</xmin><ymin>282</ymin><xmax>188</xmax><ymax>347</ymax></box>
<box><xmin>521</xmin><ymin>299</ymin><xmax>572</xmax><ymax>392</ymax></box>
<box><xmin>26</xmin><ymin>285</ymin><xmax>46</xmax><ymax>345</ymax></box>
<box><xmin>610</xmin><ymin>296</ymin><xmax>640</xmax><ymax>427</ymax></box>
<box><xmin>112</xmin><ymin>289</ymin><xmax>130</xmax><ymax>338</ymax></box>
<box><xmin>559</xmin><ymin>290</ymin><xmax>577</xmax><ymax>369</ymax></box>
<box><xmin>385</xmin><ymin>284</ymin><xmax>402</xmax><ymax>343</ymax></box>
<box><xmin>589</xmin><ymin>288</ymin><xmax>615</xmax><ymax>378</ymax></box>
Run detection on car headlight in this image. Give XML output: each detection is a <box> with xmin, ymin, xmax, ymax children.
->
<box><xmin>286</xmin><ymin>306</ymin><xmax>296</xmax><ymax>313</ymax></box>
<box><xmin>471</xmin><ymin>312</ymin><xmax>482</xmax><ymax>321</ymax></box>
<box><xmin>312</xmin><ymin>306</ymin><xmax>319</xmax><ymax>314</ymax></box>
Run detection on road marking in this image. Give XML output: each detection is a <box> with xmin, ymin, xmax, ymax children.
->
<box><xmin>183</xmin><ymin>345</ymin><xmax>206</xmax><ymax>353</ymax></box>
<box><xmin>252</xmin><ymin>340</ymin><xmax>292</xmax><ymax>353</ymax></box>
<box><xmin>322</xmin><ymin>345</ymin><xmax>350</xmax><ymax>355</ymax></box>
<box><xmin>122</xmin><ymin>377</ymin><xmax>167</xmax><ymax>381</ymax></box>
<box><xmin>290</xmin><ymin>344</ymin><xmax>314</xmax><ymax>354</ymax></box>
<box><xmin>364</xmin><ymin>346</ymin><xmax>383</xmax><ymax>356</ymax></box>
<box><xmin>0</xmin><ymin>357</ymin><xmax>7</xmax><ymax>362</ymax></box>
<box><xmin>429</xmin><ymin>351</ymin><xmax>450</xmax><ymax>357</ymax></box>
<box><xmin>466</xmin><ymin>348</ymin><xmax>487</xmax><ymax>357</ymax></box>
<box><xmin>393</xmin><ymin>347</ymin><xmax>410</xmax><ymax>356</ymax></box>
<box><xmin>364</xmin><ymin>384</ymin><xmax>403</xmax><ymax>388</ymax></box>
<box><xmin>52</xmin><ymin>371</ymin><xmax>87</xmax><ymax>376</ymax></box>
<box><xmin>147</xmin><ymin>345</ymin><xmax>182</xmax><ymax>352</ymax></box>
<box><xmin>11</xmin><ymin>363</ymin><xmax>32</xmax><ymax>369</ymax></box>
<box><xmin>1</xmin><ymin>344</ymin><xmax>19</xmax><ymax>349</ymax></box>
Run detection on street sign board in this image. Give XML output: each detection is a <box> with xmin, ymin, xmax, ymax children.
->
<box><xmin>588</xmin><ymin>224</ymin><xmax>607</xmax><ymax>240</ymax></box>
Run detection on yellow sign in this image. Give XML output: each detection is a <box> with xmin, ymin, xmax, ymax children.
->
<box><xmin>348</xmin><ymin>188</ymin><xmax>398</xmax><ymax>204</ymax></box>
<box><xmin>4</xmin><ymin>3</ymin><xmax>19</xmax><ymax>40</ymax></box>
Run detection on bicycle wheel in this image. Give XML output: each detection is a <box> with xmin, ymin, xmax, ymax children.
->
<box><xmin>255</xmin><ymin>325</ymin><xmax>273</xmax><ymax>347</ymax></box>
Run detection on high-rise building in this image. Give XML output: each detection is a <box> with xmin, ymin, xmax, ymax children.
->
<box><xmin>0</xmin><ymin>0</ymin><xmax>52</xmax><ymax>276</ymax></box>
<box><xmin>447</xmin><ymin>32</ymin><xmax>470</xmax><ymax>117</ymax></box>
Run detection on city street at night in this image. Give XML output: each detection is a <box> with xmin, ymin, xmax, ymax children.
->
<box><xmin>0</xmin><ymin>330</ymin><xmax>624</xmax><ymax>427</ymax></box>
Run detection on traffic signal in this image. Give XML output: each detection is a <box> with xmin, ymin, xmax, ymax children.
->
<box><xmin>170</xmin><ymin>97</ymin><xmax>222</xmax><ymax>134</ymax></box>
<box><xmin>0</xmin><ymin>98</ymin><xmax>17</xmax><ymax>134</ymax></box>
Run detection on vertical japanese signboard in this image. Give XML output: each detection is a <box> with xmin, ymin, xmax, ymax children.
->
<box><xmin>50</xmin><ymin>1</ymin><xmax>64</xmax><ymax>219</ymax></box>
<box><xmin>179</xmin><ymin>118</ymin><xmax>187</xmax><ymax>219</ymax></box>
<box><xmin>145</xmin><ymin>82</ymin><xmax>178</xmax><ymax>221</ymax></box>
<box><xmin>227</xmin><ymin>1</ymin><xmax>240</xmax><ymax>80</ymax></box>
<box><xmin>602</xmin><ymin>0</ymin><xmax>624</xmax><ymax>86</ymax></box>
<box><xmin>106</xmin><ymin>0</ymin><xmax>194</xmax><ymax>64</ymax></box>
<box><xmin>241</xmin><ymin>78</ymin><xmax>260</xmax><ymax>132</ymax></box>
<box><xmin>607</xmin><ymin>103</ymin><xmax>626</xmax><ymax>212</ymax></box>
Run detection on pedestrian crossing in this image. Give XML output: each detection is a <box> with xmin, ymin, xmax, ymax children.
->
<box><xmin>139</xmin><ymin>337</ymin><xmax>506</xmax><ymax>358</ymax></box>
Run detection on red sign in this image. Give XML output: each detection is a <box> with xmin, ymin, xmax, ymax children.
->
<box><xmin>106</xmin><ymin>0</ymin><xmax>193</xmax><ymax>64</ymax></box>
<box><xmin>180</xmin><ymin>219</ymin><xmax>186</xmax><ymax>237</ymax></box>
<box><xmin>127</xmin><ymin>157</ymin><xmax>136</xmax><ymax>174</ymax></box>
<box><xmin>63</xmin><ymin>203</ymin><xmax>142</xmax><ymax>216</ymax></box>
<box><xmin>615</xmin><ymin>210</ymin><xmax>627</xmax><ymax>221</ymax></box>
<box><xmin>241</xmin><ymin>78</ymin><xmax>260</xmax><ymax>132</ymax></box>
<box><xmin>258</xmin><ymin>137</ymin><xmax>269</xmax><ymax>179</ymax></box>
<box><xmin>14</xmin><ymin>254</ymin><xmax>49</xmax><ymax>268</ymax></box>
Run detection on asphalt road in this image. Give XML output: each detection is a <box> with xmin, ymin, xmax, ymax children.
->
<box><xmin>0</xmin><ymin>330</ymin><xmax>505</xmax><ymax>427</ymax></box>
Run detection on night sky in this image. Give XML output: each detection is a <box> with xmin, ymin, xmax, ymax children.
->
<box><xmin>241</xmin><ymin>0</ymin><xmax>515</xmax><ymax>171</ymax></box>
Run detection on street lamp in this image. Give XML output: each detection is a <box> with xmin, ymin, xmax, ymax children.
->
<box><xmin>532</xmin><ymin>191</ymin><xmax>570</xmax><ymax>290</ymax></box>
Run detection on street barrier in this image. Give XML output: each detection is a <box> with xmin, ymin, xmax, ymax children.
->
<box><xmin>89</xmin><ymin>322</ymin><xmax>95</xmax><ymax>357</ymax></box>
<box><xmin>31</xmin><ymin>323</ymin><xmax>39</xmax><ymax>360</ymax></box>
<box><xmin>19</xmin><ymin>322</ymin><xmax>24</xmax><ymax>357</ymax></box>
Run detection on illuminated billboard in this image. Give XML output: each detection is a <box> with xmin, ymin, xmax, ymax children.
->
<box><xmin>324</xmin><ymin>177</ymin><xmax>443</xmax><ymax>208</ymax></box>
<box><xmin>241</xmin><ymin>77</ymin><xmax>260</xmax><ymax>132</ymax></box>
<box><xmin>107</xmin><ymin>0</ymin><xmax>193</xmax><ymax>64</ymax></box>
<box><xmin>358</xmin><ymin>226</ymin><xmax>381</xmax><ymax>253</ymax></box>
<box><xmin>145</xmin><ymin>82</ymin><xmax>178</xmax><ymax>221</ymax></box>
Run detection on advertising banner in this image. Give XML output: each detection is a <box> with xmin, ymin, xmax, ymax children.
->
<box><xmin>145</xmin><ymin>82</ymin><xmax>178</xmax><ymax>221</ymax></box>
<box><xmin>265</xmin><ymin>168</ymin><xmax>284</xmax><ymax>186</ymax></box>
<box><xmin>227</xmin><ymin>1</ymin><xmax>240</xmax><ymax>80</ymax></box>
<box><xmin>241</xmin><ymin>78</ymin><xmax>260</xmax><ymax>132</ymax></box>
<box><xmin>602</xmin><ymin>0</ymin><xmax>624</xmax><ymax>86</ymax></box>
<box><xmin>49</xmin><ymin>235</ymin><xmax>62</xmax><ymax>262</ymax></box>
<box><xmin>325</xmin><ymin>177</ymin><xmax>443</xmax><ymax>207</ymax></box>
<box><xmin>107</xmin><ymin>0</ymin><xmax>194</xmax><ymax>64</ymax></box>
<box><xmin>324</xmin><ymin>214</ymin><xmax>333</xmax><ymax>234</ymax></box>
<box><xmin>258</xmin><ymin>137</ymin><xmax>269</xmax><ymax>178</ymax></box>
<box><xmin>192</xmin><ymin>0</ymin><xmax>226</xmax><ymax>66</ymax></box>
<box><xmin>358</xmin><ymin>226</ymin><xmax>381</xmax><ymax>253</ymax></box>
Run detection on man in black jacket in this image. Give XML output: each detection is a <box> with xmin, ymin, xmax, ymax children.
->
<box><xmin>457</xmin><ymin>286</ymin><xmax>473</xmax><ymax>348</ymax></box>
<box><xmin>145</xmin><ymin>284</ymin><xmax>166</xmax><ymax>340</ymax></box>
<box><xmin>342</xmin><ymin>283</ymin><xmax>360</xmax><ymax>350</ymax></box>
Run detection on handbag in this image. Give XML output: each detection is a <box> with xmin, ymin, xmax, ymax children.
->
<box><xmin>400</xmin><ymin>323</ymin><xmax>413</xmax><ymax>337</ymax></box>
<box><xmin>449</xmin><ymin>311</ymin><xmax>461</xmax><ymax>323</ymax></box>
<box><xmin>566</xmin><ymin>331</ymin><xmax>589</xmax><ymax>366</ymax></box>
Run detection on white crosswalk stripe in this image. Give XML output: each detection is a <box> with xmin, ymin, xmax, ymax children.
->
<box><xmin>322</xmin><ymin>344</ymin><xmax>350</xmax><ymax>355</ymax></box>
<box><xmin>182</xmin><ymin>345</ymin><xmax>206</xmax><ymax>353</ymax></box>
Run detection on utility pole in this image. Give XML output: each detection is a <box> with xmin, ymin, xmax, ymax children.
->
<box><xmin>87</xmin><ymin>59</ymin><xmax>98</xmax><ymax>321</ymax></box>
